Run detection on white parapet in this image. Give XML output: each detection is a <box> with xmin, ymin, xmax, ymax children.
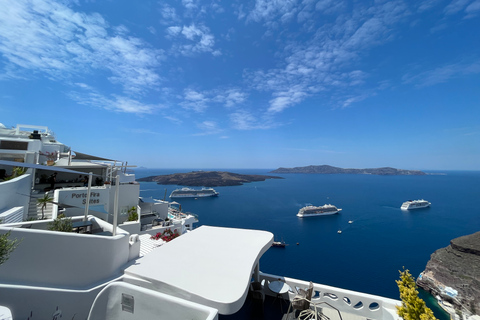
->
<box><xmin>259</xmin><ymin>273</ymin><xmax>402</xmax><ymax>320</ymax></box>
<box><xmin>87</xmin><ymin>282</ymin><xmax>218</xmax><ymax>320</ymax></box>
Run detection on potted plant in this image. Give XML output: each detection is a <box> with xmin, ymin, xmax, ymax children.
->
<box><xmin>40</xmin><ymin>151</ymin><xmax>57</xmax><ymax>165</ymax></box>
<box><xmin>127</xmin><ymin>206</ymin><xmax>138</xmax><ymax>222</ymax></box>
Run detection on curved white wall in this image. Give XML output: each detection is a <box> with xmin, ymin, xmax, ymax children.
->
<box><xmin>0</xmin><ymin>174</ymin><xmax>32</xmax><ymax>216</ymax></box>
<box><xmin>0</xmin><ymin>226</ymin><xmax>130</xmax><ymax>288</ymax></box>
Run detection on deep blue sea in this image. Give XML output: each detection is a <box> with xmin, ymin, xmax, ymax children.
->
<box><xmin>135</xmin><ymin>169</ymin><xmax>480</xmax><ymax>319</ymax></box>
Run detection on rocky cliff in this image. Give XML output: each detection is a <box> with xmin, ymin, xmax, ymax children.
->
<box><xmin>417</xmin><ymin>231</ymin><xmax>480</xmax><ymax>316</ymax></box>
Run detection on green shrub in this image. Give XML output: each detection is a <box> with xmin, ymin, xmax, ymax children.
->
<box><xmin>127</xmin><ymin>206</ymin><xmax>138</xmax><ymax>222</ymax></box>
<box><xmin>0</xmin><ymin>231</ymin><xmax>21</xmax><ymax>266</ymax></box>
<box><xmin>48</xmin><ymin>214</ymin><xmax>73</xmax><ymax>232</ymax></box>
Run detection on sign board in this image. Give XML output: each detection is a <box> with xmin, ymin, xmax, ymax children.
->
<box><xmin>57</xmin><ymin>188</ymin><xmax>108</xmax><ymax>207</ymax></box>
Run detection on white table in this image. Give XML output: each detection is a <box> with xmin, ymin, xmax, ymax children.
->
<box><xmin>0</xmin><ymin>305</ymin><xmax>12</xmax><ymax>320</ymax></box>
<box><xmin>268</xmin><ymin>280</ymin><xmax>291</xmax><ymax>295</ymax></box>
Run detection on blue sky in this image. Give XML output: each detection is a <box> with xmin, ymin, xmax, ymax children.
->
<box><xmin>0</xmin><ymin>0</ymin><xmax>479</xmax><ymax>170</ymax></box>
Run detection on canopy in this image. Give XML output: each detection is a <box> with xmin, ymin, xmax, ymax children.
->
<box><xmin>0</xmin><ymin>160</ymin><xmax>96</xmax><ymax>175</ymax></box>
<box><xmin>124</xmin><ymin>226</ymin><xmax>273</xmax><ymax>315</ymax></box>
<box><xmin>73</xmin><ymin>151</ymin><xmax>115</xmax><ymax>161</ymax></box>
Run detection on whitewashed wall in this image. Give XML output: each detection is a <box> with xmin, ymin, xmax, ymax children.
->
<box><xmin>0</xmin><ymin>223</ymin><xmax>131</xmax><ymax>288</ymax></box>
<box><xmin>0</xmin><ymin>174</ymin><xmax>32</xmax><ymax>218</ymax></box>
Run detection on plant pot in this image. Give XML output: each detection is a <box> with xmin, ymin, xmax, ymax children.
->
<box><xmin>47</xmin><ymin>160</ymin><xmax>55</xmax><ymax>166</ymax></box>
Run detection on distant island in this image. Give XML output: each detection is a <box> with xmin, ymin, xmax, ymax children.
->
<box><xmin>270</xmin><ymin>165</ymin><xmax>426</xmax><ymax>175</ymax></box>
<box><xmin>137</xmin><ymin>171</ymin><xmax>284</xmax><ymax>187</ymax></box>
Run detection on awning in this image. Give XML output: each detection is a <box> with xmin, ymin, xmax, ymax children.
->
<box><xmin>124</xmin><ymin>226</ymin><xmax>273</xmax><ymax>315</ymax></box>
<box><xmin>73</xmin><ymin>151</ymin><xmax>115</xmax><ymax>161</ymax></box>
<box><xmin>0</xmin><ymin>160</ymin><xmax>97</xmax><ymax>175</ymax></box>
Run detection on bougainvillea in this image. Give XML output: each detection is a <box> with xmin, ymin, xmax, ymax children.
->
<box><xmin>150</xmin><ymin>229</ymin><xmax>179</xmax><ymax>242</ymax></box>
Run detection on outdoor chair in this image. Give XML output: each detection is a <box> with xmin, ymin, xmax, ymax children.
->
<box><xmin>249</xmin><ymin>281</ymin><xmax>265</xmax><ymax>316</ymax></box>
<box><xmin>249</xmin><ymin>281</ymin><xmax>265</xmax><ymax>303</ymax></box>
<box><xmin>283</xmin><ymin>282</ymin><xmax>314</xmax><ymax>320</ymax></box>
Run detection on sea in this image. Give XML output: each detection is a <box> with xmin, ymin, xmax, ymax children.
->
<box><xmin>134</xmin><ymin>168</ymin><xmax>480</xmax><ymax>320</ymax></box>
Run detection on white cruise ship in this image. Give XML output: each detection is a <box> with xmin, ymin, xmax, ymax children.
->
<box><xmin>297</xmin><ymin>204</ymin><xmax>342</xmax><ymax>217</ymax></box>
<box><xmin>401</xmin><ymin>199</ymin><xmax>431</xmax><ymax>210</ymax></box>
<box><xmin>170</xmin><ymin>187</ymin><xmax>219</xmax><ymax>198</ymax></box>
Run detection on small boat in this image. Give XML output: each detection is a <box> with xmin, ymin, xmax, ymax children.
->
<box><xmin>337</xmin><ymin>230</ymin><xmax>342</xmax><ymax>234</ymax></box>
<box><xmin>348</xmin><ymin>220</ymin><xmax>353</xmax><ymax>224</ymax></box>
<box><xmin>271</xmin><ymin>239</ymin><xmax>287</xmax><ymax>248</ymax></box>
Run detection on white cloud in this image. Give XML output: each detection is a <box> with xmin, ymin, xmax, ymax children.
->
<box><xmin>159</xmin><ymin>4</ymin><xmax>181</xmax><ymax>25</ymax></box>
<box><xmin>465</xmin><ymin>0</ymin><xmax>480</xmax><ymax>17</ymax></box>
<box><xmin>444</xmin><ymin>0</ymin><xmax>471</xmax><ymax>15</ymax></box>
<box><xmin>213</xmin><ymin>89</ymin><xmax>247</xmax><ymax>108</ymax></box>
<box><xmin>230</xmin><ymin>109</ymin><xmax>278</xmax><ymax>130</ymax></box>
<box><xmin>194</xmin><ymin>120</ymin><xmax>222</xmax><ymax>135</ymax></box>
<box><xmin>247</xmin><ymin>0</ymin><xmax>299</xmax><ymax>24</ymax></box>
<box><xmin>0</xmin><ymin>0</ymin><xmax>164</xmax><ymax>95</ymax></box>
<box><xmin>167</xmin><ymin>24</ymin><xmax>219</xmax><ymax>56</ymax></box>
<box><xmin>243</xmin><ymin>0</ymin><xmax>410</xmax><ymax>112</ymax></box>
<box><xmin>182</xmin><ymin>0</ymin><xmax>198</xmax><ymax>11</ymax></box>
<box><xmin>268</xmin><ymin>86</ymin><xmax>308</xmax><ymax>113</ymax></box>
<box><xmin>163</xmin><ymin>115</ymin><xmax>183</xmax><ymax>125</ymax></box>
<box><xmin>69</xmin><ymin>88</ymin><xmax>163</xmax><ymax>114</ymax></box>
<box><xmin>166</xmin><ymin>26</ymin><xmax>182</xmax><ymax>37</ymax></box>
<box><xmin>179</xmin><ymin>87</ymin><xmax>249</xmax><ymax>113</ymax></box>
<box><xmin>181</xmin><ymin>88</ymin><xmax>210</xmax><ymax>112</ymax></box>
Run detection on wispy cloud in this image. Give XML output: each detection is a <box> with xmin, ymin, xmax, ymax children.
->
<box><xmin>402</xmin><ymin>60</ymin><xmax>480</xmax><ymax>87</ymax></box>
<box><xmin>442</xmin><ymin>0</ymin><xmax>480</xmax><ymax>18</ymax></box>
<box><xmin>127</xmin><ymin>128</ymin><xmax>162</xmax><ymax>135</ymax></box>
<box><xmin>268</xmin><ymin>85</ymin><xmax>308</xmax><ymax>113</ymax></box>
<box><xmin>246</xmin><ymin>0</ymin><xmax>299</xmax><ymax>25</ymax></box>
<box><xmin>0</xmin><ymin>0</ymin><xmax>164</xmax><ymax>95</ymax></box>
<box><xmin>181</xmin><ymin>88</ymin><xmax>210</xmax><ymax>112</ymax></box>
<box><xmin>229</xmin><ymin>109</ymin><xmax>279</xmax><ymax>130</ymax></box>
<box><xmin>194</xmin><ymin>120</ymin><xmax>223</xmax><ymax>135</ymax></box>
<box><xmin>444</xmin><ymin>0</ymin><xmax>472</xmax><ymax>14</ymax></box>
<box><xmin>180</xmin><ymin>87</ymin><xmax>247</xmax><ymax>112</ymax></box>
<box><xmin>242</xmin><ymin>0</ymin><xmax>410</xmax><ymax>112</ymax></box>
<box><xmin>69</xmin><ymin>83</ymin><xmax>163</xmax><ymax>114</ymax></box>
<box><xmin>213</xmin><ymin>89</ymin><xmax>247</xmax><ymax>108</ymax></box>
<box><xmin>465</xmin><ymin>0</ymin><xmax>480</xmax><ymax>18</ymax></box>
<box><xmin>159</xmin><ymin>3</ymin><xmax>181</xmax><ymax>25</ymax></box>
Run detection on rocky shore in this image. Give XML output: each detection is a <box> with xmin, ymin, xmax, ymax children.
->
<box><xmin>417</xmin><ymin>231</ymin><xmax>480</xmax><ymax>318</ymax></box>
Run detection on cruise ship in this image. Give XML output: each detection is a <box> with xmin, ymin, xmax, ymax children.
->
<box><xmin>297</xmin><ymin>204</ymin><xmax>342</xmax><ymax>217</ymax></box>
<box><xmin>0</xmin><ymin>124</ymin><xmax>401</xmax><ymax>320</ymax></box>
<box><xmin>401</xmin><ymin>199</ymin><xmax>431</xmax><ymax>210</ymax></box>
<box><xmin>170</xmin><ymin>187</ymin><xmax>219</xmax><ymax>198</ymax></box>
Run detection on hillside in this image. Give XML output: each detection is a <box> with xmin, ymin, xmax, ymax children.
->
<box><xmin>417</xmin><ymin>231</ymin><xmax>480</xmax><ymax>316</ymax></box>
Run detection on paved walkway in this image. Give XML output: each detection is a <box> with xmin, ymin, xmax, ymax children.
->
<box><xmin>138</xmin><ymin>234</ymin><xmax>164</xmax><ymax>257</ymax></box>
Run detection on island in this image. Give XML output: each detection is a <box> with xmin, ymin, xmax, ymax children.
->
<box><xmin>136</xmin><ymin>171</ymin><xmax>284</xmax><ymax>187</ymax></box>
<box><xmin>270</xmin><ymin>165</ymin><xmax>426</xmax><ymax>175</ymax></box>
<box><xmin>417</xmin><ymin>231</ymin><xmax>480</xmax><ymax>318</ymax></box>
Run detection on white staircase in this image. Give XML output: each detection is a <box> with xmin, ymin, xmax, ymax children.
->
<box><xmin>27</xmin><ymin>191</ymin><xmax>55</xmax><ymax>220</ymax></box>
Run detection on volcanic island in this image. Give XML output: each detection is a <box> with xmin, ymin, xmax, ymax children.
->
<box><xmin>136</xmin><ymin>171</ymin><xmax>283</xmax><ymax>187</ymax></box>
